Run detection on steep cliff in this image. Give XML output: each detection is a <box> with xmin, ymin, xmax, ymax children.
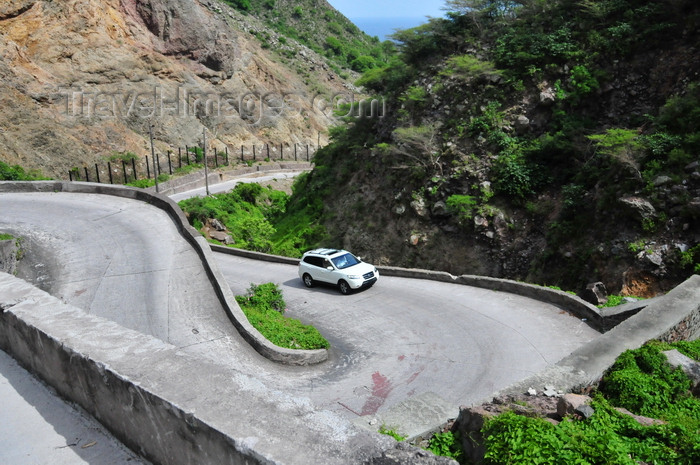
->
<box><xmin>0</xmin><ymin>0</ymin><xmax>350</xmax><ymax>177</ymax></box>
<box><xmin>292</xmin><ymin>0</ymin><xmax>700</xmax><ymax>296</ymax></box>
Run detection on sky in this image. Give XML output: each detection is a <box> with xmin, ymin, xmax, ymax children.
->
<box><xmin>327</xmin><ymin>0</ymin><xmax>445</xmax><ymax>19</ymax></box>
<box><xmin>328</xmin><ymin>0</ymin><xmax>446</xmax><ymax>40</ymax></box>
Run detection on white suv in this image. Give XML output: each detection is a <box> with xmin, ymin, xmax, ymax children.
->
<box><xmin>298</xmin><ymin>248</ymin><xmax>379</xmax><ymax>295</ymax></box>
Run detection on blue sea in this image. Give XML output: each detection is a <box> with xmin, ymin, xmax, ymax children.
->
<box><xmin>351</xmin><ymin>17</ymin><xmax>430</xmax><ymax>41</ymax></box>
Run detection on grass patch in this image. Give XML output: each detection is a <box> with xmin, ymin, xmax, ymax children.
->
<box><xmin>598</xmin><ymin>294</ymin><xmax>646</xmax><ymax>308</ymax></box>
<box><xmin>378</xmin><ymin>425</ymin><xmax>407</xmax><ymax>442</ymax></box>
<box><xmin>235</xmin><ymin>283</ymin><xmax>329</xmax><ymax>350</ymax></box>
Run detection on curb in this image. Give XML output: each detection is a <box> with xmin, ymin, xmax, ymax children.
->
<box><xmin>0</xmin><ymin>181</ymin><xmax>327</xmax><ymax>365</ymax></box>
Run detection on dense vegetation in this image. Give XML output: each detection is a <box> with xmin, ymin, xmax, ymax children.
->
<box><xmin>235</xmin><ymin>282</ymin><xmax>330</xmax><ymax>350</ymax></box>
<box><xmin>0</xmin><ymin>161</ymin><xmax>48</xmax><ymax>181</ymax></box>
<box><xmin>276</xmin><ymin>0</ymin><xmax>700</xmax><ymax>292</ymax></box>
<box><xmin>481</xmin><ymin>340</ymin><xmax>700</xmax><ymax>464</ymax></box>
<box><xmin>221</xmin><ymin>0</ymin><xmax>394</xmax><ymax>73</ymax></box>
<box><xmin>179</xmin><ymin>182</ymin><xmax>325</xmax><ymax>257</ymax></box>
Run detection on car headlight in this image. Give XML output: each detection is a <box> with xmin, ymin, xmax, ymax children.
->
<box><xmin>347</xmin><ymin>275</ymin><xmax>361</xmax><ymax>279</ymax></box>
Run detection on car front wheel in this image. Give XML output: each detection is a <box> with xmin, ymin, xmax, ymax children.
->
<box><xmin>302</xmin><ymin>273</ymin><xmax>314</xmax><ymax>288</ymax></box>
<box><xmin>338</xmin><ymin>280</ymin><xmax>351</xmax><ymax>295</ymax></box>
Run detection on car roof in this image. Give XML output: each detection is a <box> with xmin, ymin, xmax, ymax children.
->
<box><xmin>304</xmin><ymin>248</ymin><xmax>346</xmax><ymax>257</ymax></box>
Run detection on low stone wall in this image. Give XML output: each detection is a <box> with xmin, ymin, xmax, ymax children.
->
<box><xmin>0</xmin><ymin>273</ymin><xmax>396</xmax><ymax>465</ymax></box>
<box><xmin>0</xmin><ymin>181</ymin><xmax>326</xmax><ymax>366</ymax></box>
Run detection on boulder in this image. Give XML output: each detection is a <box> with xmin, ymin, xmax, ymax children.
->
<box><xmin>209</xmin><ymin>230</ymin><xmax>232</xmax><ymax>244</ymax></box>
<box><xmin>685</xmin><ymin>160</ymin><xmax>699</xmax><ymax>172</ymax></box>
<box><xmin>556</xmin><ymin>393</ymin><xmax>592</xmax><ymax>419</ymax></box>
<box><xmin>411</xmin><ymin>197</ymin><xmax>429</xmax><ymax>218</ymax></box>
<box><xmin>663</xmin><ymin>349</ymin><xmax>700</xmax><ymax>396</ymax></box>
<box><xmin>210</xmin><ymin>218</ymin><xmax>226</xmax><ymax>231</ymax></box>
<box><xmin>653</xmin><ymin>175</ymin><xmax>673</xmax><ymax>187</ymax></box>
<box><xmin>614</xmin><ymin>407</ymin><xmax>665</xmax><ymax>426</ymax></box>
<box><xmin>619</xmin><ymin>196</ymin><xmax>656</xmax><ymax>220</ymax></box>
<box><xmin>579</xmin><ymin>282</ymin><xmax>608</xmax><ymax>306</ymax></box>
<box><xmin>685</xmin><ymin>197</ymin><xmax>700</xmax><ymax>218</ymax></box>
<box><xmin>431</xmin><ymin>201</ymin><xmax>449</xmax><ymax>217</ymax></box>
<box><xmin>514</xmin><ymin>115</ymin><xmax>530</xmax><ymax>134</ymax></box>
<box><xmin>539</xmin><ymin>88</ymin><xmax>556</xmax><ymax>106</ymax></box>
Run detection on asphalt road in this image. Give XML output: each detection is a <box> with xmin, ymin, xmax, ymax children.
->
<box><xmin>0</xmin><ymin>188</ymin><xmax>600</xmax><ymax>447</ymax></box>
<box><xmin>216</xmin><ymin>253</ymin><xmax>599</xmax><ymax>416</ymax></box>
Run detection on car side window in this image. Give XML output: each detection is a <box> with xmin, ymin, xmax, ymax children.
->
<box><xmin>323</xmin><ymin>259</ymin><xmax>333</xmax><ymax>269</ymax></box>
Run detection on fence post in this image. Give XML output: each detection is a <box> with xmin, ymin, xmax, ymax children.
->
<box><xmin>84</xmin><ymin>167</ymin><xmax>90</xmax><ymax>182</ymax></box>
<box><xmin>168</xmin><ymin>151</ymin><xmax>172</xmax><ymax>175</ymax></box>
<box><xmin>225</xmin><ymin>146</ymin><xmax>229</xmax><ymax>165</ymax></box>
<box><xmin>241</xmin><ymin>145</ymin><xmax>244</xmax><ymax>162</ymax></box>
<box><xmin>253</xmin><ymin>145</ymin><xmax>256</xmax><ymax>160</ymax></box>
<box><xmin>146</xmin><ymin>156</ymin><xmax>151</xmax><ymax>179</ymax></box>
<box><xmin>95</xmin><ymin>164</ymin><xmax>100</xmax><ymax>183</ymax></box>
<box><xmin>107</xmin><ymin>162</ymin><xmax>113</xmax><ymax>184</ymax></box>
<box><xmin>122</xmin><ymin>160</ymin><xmax>128</xmax><ymax>184</ymax></box>
<box><xmin>294</xmin><ymin>143</ymin><xmax>297</xmax><ymax>161</ymax></box>
<box><xmin>267</xmin><ymin>143</ymin><xmax>270</xmax><ymax>159</ymax></box>
<box><xmin>306</xmin><ymin>144</ymin><xmax>309</xmax><ymax>161</ymax></box>
<box><xmin>185</xmin><ymin>145</ymin><xmax>190</xmax><ymax>165</ymax></box>
<box><xmin>156</xmin><ymin>154</ymin><xmax>161</xmax><ymax>176</ymax></box>
<box><xmin>69</xmin><ymin>170</ymin><xmax>73</xmax><ymax>181</ymax></box>
<box><xmin>280</xmin><ymin>143</ymin><xmax>283</xmax><ymax>161</ymax></box>
<box><xmin>132</xmin><ymin>158</ymin><xmax>137</xmax><ymax>180</ymax></box>
<box><xmin>215</xmin><ymin>150</ymin><xmax>219</xmax><ymax>168</ymax></box>
<box><xmin>178</xmin><ymin>148</ymin><xmax>182</xmax><ymax>169</ymax></box>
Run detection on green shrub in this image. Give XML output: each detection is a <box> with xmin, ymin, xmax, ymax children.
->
<box><xmin>492</xmin><ymin>153</ymin><xmax>533</xmax><ymax>199</ymax></box>
<box><xmin>235</xmin><ymin>283</ymin><xmax>329</xmax><ymax>350</ymax></box>
<box><xmin>446</xmin><ymin>194</ymin><xmax>478</xmax><ymax>222</ymax></box>
<box><xmin>188</xmin><ymin>146</ymin><xmax>204</xmax><ymax>162</ymax></box>
<box><xmin>0</xmin><ymin>161</ymin><xmax>48</xmax><ymax>181</ymax></box>
<box><xmin>481</xmin><ymin>340</ymin><xmax>700</xmax><ymax>464</ymax></box>
<box><xmin>600</xmin><ymin>342</ymin><xmax>700</xmax><ymax>418</ymax></box>
<box><xmin>425</xmin><ymin>431</ymin><xmax>464</xmax><ymax>462</ymax></box>
<box><xmin>441</xmin><ymin>54</ymin><xmax>502</xmax><ymax>82</ymax></box>
<box><xmin>222</xmin><ymin>0</ymin><xmax>250</xmax><ymax>12</ymax></box>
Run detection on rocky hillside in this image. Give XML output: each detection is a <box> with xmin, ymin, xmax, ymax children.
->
<box><xmin>0</xmin><ymin>0</ymin><xmax>355</xmax><ymax>178</ymax></box>
<box><xmin>291</xmin><ymin>0</ymin><xmax>700</xmax><ymax>296</ymax></box>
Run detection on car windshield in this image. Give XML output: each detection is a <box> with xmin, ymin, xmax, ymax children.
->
<box><xmin>331</xmin><ymin>253</ymin><xmax>360</xmax><ymax>270</ymax></box>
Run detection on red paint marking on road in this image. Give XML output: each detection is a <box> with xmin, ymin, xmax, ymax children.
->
<box><xmin>360</xmin><ymin>372</ymin><xmax>393</xmax><ymax>416</ymax></box>
<box><xmin>398</xmin><ymin>355</ymin><xmax>405</xmax><ymax>361</ymax></box>
<box><xmin>406</xmin><ymin>369</ymin><xmax>423</xmax><ymax>385</ymax></box>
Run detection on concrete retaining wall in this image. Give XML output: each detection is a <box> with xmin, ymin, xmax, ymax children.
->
<box><xmin>490</xmin><ymin>273</ymin><xmax>700</xmax><ymax>398</ymax></box>
<box><xmin>0</xmin><ymin>181</ymin><xmax>326</xmax><ymax>366</ymax></box>
<box><xmin>0</xmin><ymin>273</ymin><xmax>394</xmax><ymax>465</ymax></box>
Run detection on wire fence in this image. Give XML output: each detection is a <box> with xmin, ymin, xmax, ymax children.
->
<box><xmin>68</xmin><ymin>143</ymin><xmax>318</xmax><ymax>184</ymax></box>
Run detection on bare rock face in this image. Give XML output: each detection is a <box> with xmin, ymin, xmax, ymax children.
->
<box><xmin>0</xmin><ymin>0</ymin><xmax>343</xmax><ymax>178</ymax></box>
<box><xmin>0</xmin><ymin>0</ymin><xmax>37</xmax><ymax>20</ymax></box>
<box><xmin>127</xmin><ymin>0</ymin><xmax>238</xmax><ymax>75</ymax></box>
